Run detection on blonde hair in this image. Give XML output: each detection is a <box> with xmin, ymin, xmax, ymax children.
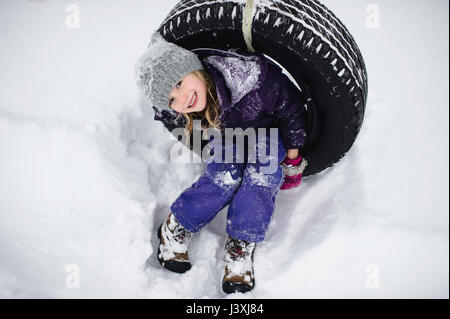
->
<box><xmin>173</xmin><ymin>70</ymin><xmax>222</xmax><ymax>146</ymax></box>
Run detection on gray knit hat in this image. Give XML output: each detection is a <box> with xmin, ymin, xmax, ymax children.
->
<box><xmin>135</xmin><ymin>32</ymin><xmax>204</xmax><ymax>115</ymax></box>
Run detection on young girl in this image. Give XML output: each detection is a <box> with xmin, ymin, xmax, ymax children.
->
<box><xmin>135</xmin><ymin>32</ymin><xmax>308</xmax><ymax>294</ymax></box>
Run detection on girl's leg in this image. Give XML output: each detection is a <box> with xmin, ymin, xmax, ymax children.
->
<box><xmin>226</xmin><ymin>129</ymin><xmax>286</xmax><ymax>242</ymax></box>
<box><xmin>226</xmin><ymin>166</ymin><xmax>284</xmax><ymax>242</ymax></box>
<box><xmin>221</xmin><ymin>129</ymin><xmax>285</xmax><ymax>293</ymax></box>
<box><xmin>170</xmin><ymin>138</ymin><xmax>245</xmax><ymax>234</ymax></box>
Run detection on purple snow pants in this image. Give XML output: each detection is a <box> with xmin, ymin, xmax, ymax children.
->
<box><xmin>170</xmin><ymin>129</ymin><xmax>286</xmax><ymax>242</ymax></box>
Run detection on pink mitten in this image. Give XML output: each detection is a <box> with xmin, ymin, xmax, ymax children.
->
<box><xmin>280</xmin><ymin>154</ymin><xmax>308</xmax><ymax>190</ymax></box>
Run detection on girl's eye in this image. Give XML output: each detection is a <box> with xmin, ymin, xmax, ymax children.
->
<box><xmin>168</xmin><ymin>81</ymin><xmax>182</xmax><ymax>106</ymax></box>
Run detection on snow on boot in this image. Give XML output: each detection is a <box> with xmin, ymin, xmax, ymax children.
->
<box><xmin>222</xmin><ymin>236</ymin><xmax>256</xmax><ymax>294</ymax></box>
<box><xmin>157</xmin><ymin>213</ymin><xmax>192</xmax><ymax>273</ymax></box>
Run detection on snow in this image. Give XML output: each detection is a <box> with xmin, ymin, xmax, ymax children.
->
<box><xmin>231</xmin><ymin>6</ymin><xmax>237</xmax><ymax>20</ymax></box>
<box><xmin>245</xmin><ymin>166</ymin><xmax>270</xmax><ymax>187</ymax></box>
<box><xmin>287</xmin><ymin>24</ymin><xmax>294</xmax><ymax>34</ymax></box>
<box><xmin>274</xmin><ymin>17</ymin><xmax>282</xmax><ymax>27</ymax></box>
<box><xmin>211</xmin><ymin>171</ymin><xmax>242</xmax><ymax>189</ymax></box>
<box><xmin>204</xmin><ymin>55</ymin><xmax>261</xmax><ymax>105</ymax></box>
<box><xmin>0</xmin><ymin>0</ymin><xmax>448</xmax><ymax>298</ymax></box>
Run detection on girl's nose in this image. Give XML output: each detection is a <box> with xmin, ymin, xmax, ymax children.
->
<box><xmin>172</xmin><ymin>91</ymin><xmax>186</xmax><ymax>109</ymax></box>
<box><xmin>180</xmin><ymin>91</ymin><xmax>191</xmax><ymax>108</ymax></box>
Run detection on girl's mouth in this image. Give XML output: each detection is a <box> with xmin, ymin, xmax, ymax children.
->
<box><xmin>187</xmin><ymin>92</ymin><xmax>197</xmax><ymax>109</ymax></box>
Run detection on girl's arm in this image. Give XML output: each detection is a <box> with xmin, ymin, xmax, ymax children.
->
<box><xmin>269</xmin><ymin>77</ymin><xmax>308</xmax><ymax>152</ymax></box>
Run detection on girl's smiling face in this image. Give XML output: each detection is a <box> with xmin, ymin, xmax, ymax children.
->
<box><xmin>168</xmin><ymin>72</ymin><xmax>207</xmax><ymax>114</ymax></box>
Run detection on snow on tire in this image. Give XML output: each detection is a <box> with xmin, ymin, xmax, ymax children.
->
<box><xmin>154</xmin><ymin>0</ymin><xmax>368</xmax><ymax>176</ymax></box>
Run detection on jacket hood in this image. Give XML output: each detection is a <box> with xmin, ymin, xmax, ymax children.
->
<box><xmin>193</xmin><ymin>48</ymin><xmax>269</xmax><ymax>123</ymax></box>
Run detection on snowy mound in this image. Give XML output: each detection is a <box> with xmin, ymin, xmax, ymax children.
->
<box><xmin>0</xmin><ymin>0</ymin><xmax>448</xmax><ymax>298</ymax></box>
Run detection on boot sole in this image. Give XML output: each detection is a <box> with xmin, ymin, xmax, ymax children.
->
<box><xmin>157</xmin><ymin>224</ymin><xmax>192</xmax><ymax>274</ymax></box>
<box><xmin>222</xmin><ymin>279</ymin><xmax>255</xmax><ymax>294</ymax></box>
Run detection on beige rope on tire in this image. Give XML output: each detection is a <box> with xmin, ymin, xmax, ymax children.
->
<box><xmin>242</xmin><ymin>0</ymin><xmax>256</xmax><ymax>52</ymax></box>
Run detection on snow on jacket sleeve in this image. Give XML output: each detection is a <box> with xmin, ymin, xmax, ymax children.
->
<box><xmin>263</xmin><ymin>67</ymin><xmax>308</xmax><ymax>150</ymax></box>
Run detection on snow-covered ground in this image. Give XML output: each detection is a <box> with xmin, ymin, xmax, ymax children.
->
<box><xmin>0</xmin><ymin>0</ymin><xmax>448</xmax><ymax>298</ymax></box>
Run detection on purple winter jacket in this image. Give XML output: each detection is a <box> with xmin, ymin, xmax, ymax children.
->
<box><xmin>153</xmin><ymin>48</ymin><xmax>308</xmax><ymax>150</ymax></box>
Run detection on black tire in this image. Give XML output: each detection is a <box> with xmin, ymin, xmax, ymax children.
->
<box><xmin>154</xmin><ymin>0</ymin><xmax>368</xmax><ymax>176</ymax></box>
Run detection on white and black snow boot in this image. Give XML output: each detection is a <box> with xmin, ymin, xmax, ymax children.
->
<box><xmin>222</xmin><ymin>236</ymin><xmax>256</xmax><ymax>294</ymax></box>
<box><xmin>157</xmin><ymin>213</ymin><xmax>192</xmax><ymax>274</ymax></box>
